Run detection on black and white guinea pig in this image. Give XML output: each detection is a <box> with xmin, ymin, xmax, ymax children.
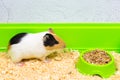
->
<box><xmin>7</xmin><ymin>28</ymin><xmax>66</xmax><ymax>63</ymax></box>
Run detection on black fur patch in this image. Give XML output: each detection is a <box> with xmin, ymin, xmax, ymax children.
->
<box><xmin>9</xmin><ymin>33</ymin><xmax>27</xmax><ymax>45</ymax></box>
<box><xmin>43</xmin><ymin>33</ymin><xmax>59</xmax><ymax>47</ymax></box>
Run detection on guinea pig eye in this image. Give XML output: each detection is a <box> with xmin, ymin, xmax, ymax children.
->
<box><xmin>43</xmin><ymin>33</ymin><xmax>59</xmax><ymax>47</ymax></box>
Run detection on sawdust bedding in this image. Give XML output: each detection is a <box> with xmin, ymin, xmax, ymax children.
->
<box><xmin>0</xmin><ymin>50</ymin><xmax>120</xmax><ymax>80</ymax></box>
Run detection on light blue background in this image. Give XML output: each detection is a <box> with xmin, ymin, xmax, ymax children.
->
<box><xmin>0</xmin><ymin>0</ymin><xmax>120</xmax><ymax>22</ymax></box>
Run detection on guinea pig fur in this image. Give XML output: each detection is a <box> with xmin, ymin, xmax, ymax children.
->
<box><xmin>7</xmin><ymin>28</ymin><xmax>66</xmax><ymax>63</ymax></box>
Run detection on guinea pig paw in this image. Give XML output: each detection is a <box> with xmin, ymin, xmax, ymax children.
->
<box><xmin>42</xmin><ymin>58</ymin><xmax>51</xmax><ymax>63</ymax></box>
<box><xmin>16</xmin><ymin>62</ymin><xmax>25</xmax><ymax>67</ymax></box>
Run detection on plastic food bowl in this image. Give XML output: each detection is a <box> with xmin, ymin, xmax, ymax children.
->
<box><xmin>76</xmin><ymin>49</ymin><xmax>116</xmax><ymax>78</ymax></box>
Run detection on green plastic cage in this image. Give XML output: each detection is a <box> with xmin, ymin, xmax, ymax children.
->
<box><xmin>0</xmin><ymin>23</ymin><xmax>120</xmax><ymax>78</ymax></box>
<box><xmin>0</xmin><ymin>23</ymin><xmax>120</xmax><ymax>52</ymax></box>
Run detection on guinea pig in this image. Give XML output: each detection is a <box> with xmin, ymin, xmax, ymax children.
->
<box><xmin>7</xmin><ymin>28</ymin><xmax>66</xmax><ymax>63</ymax></box>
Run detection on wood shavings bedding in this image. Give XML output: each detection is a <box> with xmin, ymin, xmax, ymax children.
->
<box><xmin>0</xmin><ymin>50</ymin><xmax>120</xmax><ymax>80</ymax></box>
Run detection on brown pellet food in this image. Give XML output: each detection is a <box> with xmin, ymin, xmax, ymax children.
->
<box><xmin>83</xmin><ymin>49</ymin><xmax>111</xmax><ymax>65</ymax></box>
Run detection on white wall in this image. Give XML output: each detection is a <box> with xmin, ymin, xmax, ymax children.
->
<box><xmin>0</xmin><ymin>0</ymin><xmax>120</xmax><ymax>22</ymax></box>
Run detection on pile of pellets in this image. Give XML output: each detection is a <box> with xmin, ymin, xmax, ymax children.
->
<box><xmin>83</xmin><ymin>49</ymin><xmax>111</xmax><ymax>65</ymax></box>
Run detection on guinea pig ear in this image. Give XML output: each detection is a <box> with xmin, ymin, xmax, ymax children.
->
<box><xmin>48</xmin><ymin>28</ymin><xmax>54</xmax><ymax>34</ymax></box>
<box><xmin>43</xmin><ymin>33</ymin><xmax>59</xmax><ymax>47</ymax></box>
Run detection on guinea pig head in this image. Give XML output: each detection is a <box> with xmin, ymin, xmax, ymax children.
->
<box><xmin>43</xmin><ymin>28</ymin><xmax>66</xmax><ymax>50</ymax></box>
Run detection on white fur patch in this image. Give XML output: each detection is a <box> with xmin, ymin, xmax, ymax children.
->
<box><xmin>8</xmin><ymin>31</ymin><xmax>51</xmax><ymax>62</ymax></box>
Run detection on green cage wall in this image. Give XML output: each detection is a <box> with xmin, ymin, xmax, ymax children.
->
<box><xmin>0</xmin><ymin>23</ymin><xmax>120</xmax><ymax>52</ymax></box>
